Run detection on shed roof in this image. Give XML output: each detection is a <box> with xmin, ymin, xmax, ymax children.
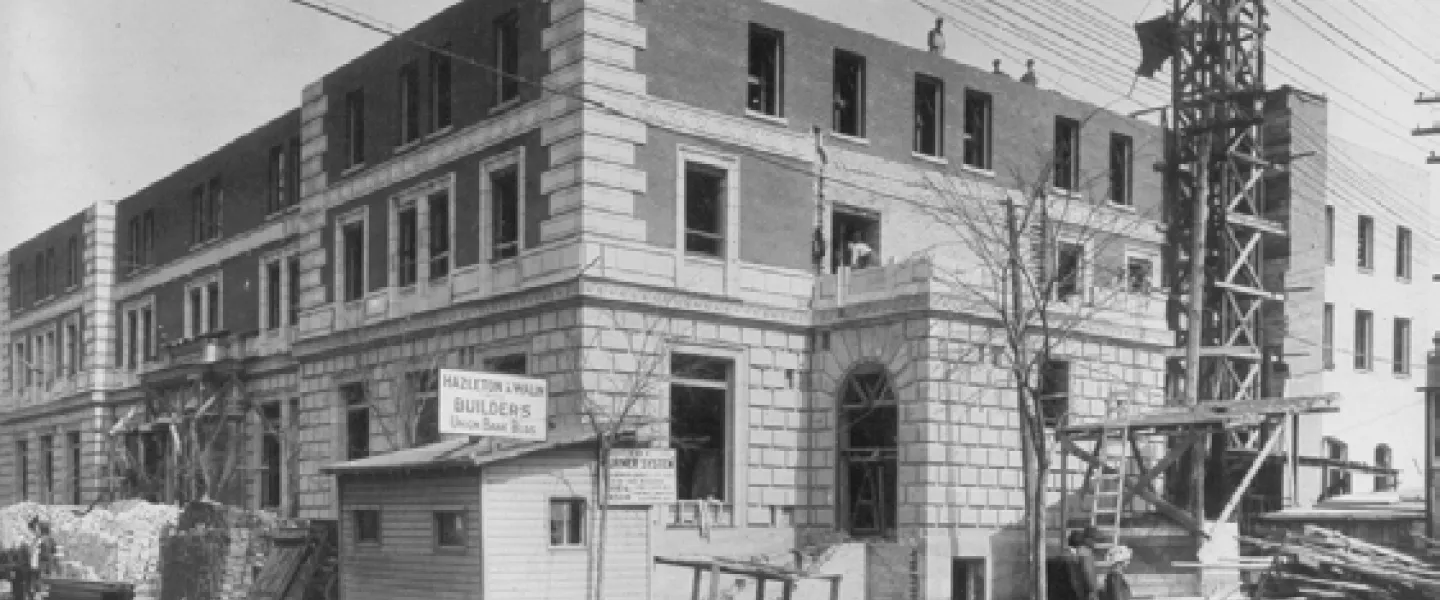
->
<box><xmin>323</xmin><ymin>431</ymin><xmax>599</xmax><ymax>476</ymax></box>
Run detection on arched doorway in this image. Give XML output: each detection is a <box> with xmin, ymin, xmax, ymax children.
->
<box><xmin>837</xmin><ymin>362</ymin><xmax>899</xmax><ymax>538</ymax></box>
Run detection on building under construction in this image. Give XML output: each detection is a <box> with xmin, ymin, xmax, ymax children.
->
<box><xmin>0</xmin><ymin>0</ymin><xmax>1430</xmax><ymax>599</ymax></box>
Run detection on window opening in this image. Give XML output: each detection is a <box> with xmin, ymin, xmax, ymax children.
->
<box><xmin>345</xmin><ymin>89</ymin><xmax>366</xmax><ymax>167</ymax></box>
<box><xmin>913</xmin><ymin>75</ymin><xmax>943</xmax><ymax>156</ymax></box>
<box><xmin>1037</xmin><ymin>359</ymin><xmax>1070</xmax><ymax>426</ymax></box>
<box><xmin>838</xmin><ymin>363</ymin><xmax>898</xmax><ymax>538</ymax></box>
<box><xmin>832</xmin><ymin>51</ymin><xmax>866</xmax><ymax>137</ymax></box>
<box><xmin>1110</xmin><ymin>133</ymin><xmax>1133</xmax><ymax>205</ymax></box>
<box><xmin>683</xmin><ymin>163</ymin><xmax>726</xmax><ymax>257</ymax></box>
<box><xmin>399</xmin><ymin>62</ymin><xmax>420</xmax><ymax>145</ymax></box>
<box><xmin>747</xmin><ymin>25</ymin><xmax>784</xmax><ymax>116</ymax></box>
<box><xmin>260</xmin><ymin>401</ymin><xmax>282</xmax><ymax>509</ymax></box>
<box><xmin>495</xmin><ymin>12</ymin><xmax>521</xmax><ymax>104</ymax></box>
<box><xmin>429</xmin><ymin>192</ymin><xmax>451</xmax><ymax>279</ymax></box>
<box><xmin>671</xmin><ymin>354</ymin><xmax>731</xmax><ymax>501</ymax></box>
<box><xmin>1354</xmin><ymin>309</ymin><xmax>1373</xmax><ymax>370</ymax></box>
<box><xmin>1125</xmin><ymin>256</ymin><xmax>1153</xmax><ymax>293</ymax></box>
<box><xmin>266</xmin><ymin>261</ymin><xmax>282</xmax><ymax>330</ymax></box>
<box><xmin>548</xmin><ymin>498</ymin><xmax>585</xmax><ymax>546</ymax></box>
<box><xmin>430</xmin><ymin>49</ymin><xmax>453</xmax><ymax>131</ymax></box>
<box><xmin>1055</xmin><ymin>242</ymin><xmax>1084</xmax><ymax>301</ymax></box>
<box><xmin>353</xmin><ymin>510</ymin><xmax>380</xmax><ymax>543</ymax></box>
<box><xmin>1394</xmin><ymin>317</ymin><xmax>1412</xmax><ymax>375</ymax></box>
<box><xmin>1357</xmin><ymin>215</ymin><xmax>1374</xmax><ymax>269</ymax></box>
<box><xmin>397</xmin><ymin>205</ymin><xmax>418</xmax><ymax>286</ymax></box>
<box><xmin>435</xmin><ymin>511</ymin><xmax>467</xmax><ymax>547</ymax></box>
<box><xmin>830</xmin><ymin>208</ymin><xmax>880</xmax><ymax>273</ymax></box>
<box><xmin>1054</xmin><ymin>117</ymin><xmax>1081</xmax><ymax>191</ymax></box>
<box><xmin>342</xmin><ymin>221</ymin><xmax>366</xmax><ymax>301</ymax></box>
<box><xmin>343</xmin><ymin>383</ymin><xmax>370</xmax><ymax>459</ymax></box>
<box><xmin>491</xmin><ymin>169</ymin><xmax>520</xmax><ymax>261</ymax></box>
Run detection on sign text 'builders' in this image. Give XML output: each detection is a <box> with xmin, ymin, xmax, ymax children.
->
<box><xmin>438</xmin><ymin>369</ymin><xmax>548</xmax><ymax>441</ymax></box>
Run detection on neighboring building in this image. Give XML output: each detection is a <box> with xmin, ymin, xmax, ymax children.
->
<box><xmin>23</xmin><ymin>1</ymin><xmax>1428</xmax><ymax>599</ymax></box>
<box><xmin>1266</xmin><ymin>87</ymin><xmax>1434</xmax><ymax>508</ymax></box>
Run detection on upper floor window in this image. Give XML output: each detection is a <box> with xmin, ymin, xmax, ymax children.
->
<box><xmin>269</xmin><ymin>139</ymin><xmax>300</xmax><ymax>213</ymax></box>
<box><xmin>913</xmin><ymin>74</ymin><xmax>943</xmax><ymax>157</ymax></box>
<box><xmin>490</xmin><ymin>169</ymin><xmax>520</xmax><ymax>262</ymax></box>
<box><xmin>832</xmin><ymin>50</ymin><xmax>867</xmax><ymax>138</ymax></box>
<box><xmin>34</xmin><ymin>253</ymin><xmax>46</xmax><ymax>300</ymax></box>
<box><xmin>344</xmin><ymin>88</ymin><xmax>366</xmax><ymax>168</ymax></box>
<box><xmin>191</xmin><ymin>179</ymin><xmax>223</xmax><ymax>244</ymax></box>
<box><xmin>831</xmin><ymin>207</ymin><xmax>879</xmax><ymax>272</ymax></box>
<box><xmin>185</xmin><ymin>276</ymin><xmax>222</xmax><ymax>338</ymax></box>
<box><xmin>1322</xmin><ymin>302</ymin><xmax>1335</xmax><ymax>370</ymax></box>
<box><xmin>1125</xmin><ymin>254</ymin><xmax>1154</xmax><ymax>293</ymax></box>
<box><xmin>747</xmin><ymin>25</ymin><xmax>784</xmax><ymax>116</ymax></box>
<box><xmin>342</xmin><ymin>383</ymin><xmax>370</xmax><ymax>459</ymax></box>
<box><xmin>1357</xmin><ymin>215</ymin><xmax>1374</xmax><ymax>270</ymax></box>
<box><xmin>429</xmin><ymin>192</ymin><xmax>451</xmax><ymax>279</ymax></box>
<box><xmin>1054</xmin><ymin>117</ymin><xmax>1081</xmax><ymax>191</ymax></box>
<box><xmin>1354</xmin><ymin>309</ymin><xmax>1373</xmax><ymax>370</ymax></box>
<box><xmin>1037</xmin><ymin>358</ymin><xmax>1070</xmax><ymax>427</ymax></box>
<box><xmin>67</xmin><ymin>235</ymin><xmax>80</xmax><ymax>288</ymax></box>
<box><xmin>121</xmin><ymin>299</ymin><xmax>156</xmax><ymax>370</ymax></box>
<box><xmin>396</xmin><ymin>204</ymin><xmax>419</xmax><ymax>287</ymax></box>
<box><xmin>494</xmin><ymin>12</ymin><xmax>521</xmax><ymax>105</ymax></box>
<box><xmin>1324</xmin><ymin>205</ymin><xmax>1335</xmax><ymax>264</ymax></box>
<box><xmin>1054</xmin><ymin>241</ymin><xmax>1085</xmax><ymax>301</ymax></box>
<box><xmin>265</xmin><ymin>260</ymin><xmax>283</xmax><ymax>330</ymax></box>
<box><xmin>15</xmin><ymin>264</ymin><xmax>28</xmax><ymax>307</ymax></box>
<box><xmin>63</xmin><ymin>319</ymin><xmax>79</xmax><ymax>376</ymax></box>
<box><xmin>128</xmin><ymin>210</ymin><xmax>155</xmax><ymax>271</ymax></box>
<box><xmin>338</xmin><ymin>211</ymin><xmax>368</xmax><ymax>302</ymax></box>
<box><xmin>1393</xmin><ymin>317</ymin><xmax>1412</xmax><ymax>375</ymax></box>
<box><xmin>683</xmin><ymin>163</ymin><xmax>727</xmax><ymax>258</ymax></box>
<box><xmin>1396</xmin><ymin>226</ymin><xmax>1412</xmax><ymax>280</ymax></box>
<box><xmin>1109</xmin><ymin>133</ymin><xmax>1133</xmax><ymax>206</ymax></box>
<box><xmin>963</xmin><ymin>90</ymin><xmax>993</xmax><ymax>170</ymax></box>
<box><xmin>430</xmin><ymin>49</ymin><xmax>453</xmax><ymax>132</ymax></box>
<box><xmin>288</xmin><ymin>257</ymin><xmax>302</xmax><ymax>326</ymax></box>
<box><xmin>398</xmin><ymin>61</ymin><xmax>421</xmax><ymax>146</ymax></box>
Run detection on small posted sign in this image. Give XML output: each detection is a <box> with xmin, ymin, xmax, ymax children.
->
<box><xmin>437</xmin><ymin>369</ymin><xmax>548</xmax><ymax>441</ymax></box>
<box><xmin>606</xmin><ymin>448</ymin><xmax>677</xmax><ymax>505</ymax></box>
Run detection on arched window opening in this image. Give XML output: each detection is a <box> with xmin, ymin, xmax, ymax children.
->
<box><xmin>838</xmin><ymin>363</ymin><xmax>898</xmax><ymax>538</ymax></box>
<box><xmin>1374</xmin><ymin>444</ymin><xmax>1394</xmax><ymax>493</ymax></box>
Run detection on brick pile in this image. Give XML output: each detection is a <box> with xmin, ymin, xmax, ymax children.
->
<box><xmin>0</xmin><ymin>500</ymin><xmax>180</xmax><ymax>600</ymax></box>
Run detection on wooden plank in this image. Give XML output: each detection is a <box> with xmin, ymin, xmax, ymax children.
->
<box><xmin>1060</xmin><ymin>436</ymin><xmax>1206</xmax><ymax>536</ymax></box>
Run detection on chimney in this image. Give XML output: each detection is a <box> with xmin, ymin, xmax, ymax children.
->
<box><xmin>1020</xmin><ymin>59</ymin><xmax>1038</xmax><ymax>86</ymax></box>
<box><xmin>927</xmin><ymin>18</ymin><xmax>946</xmax><ymax>54</ymax></box>
<box><xmin>992</xmin><ymin>59</ymin><xmax>1007</xmax><ymax>78</ymax></box>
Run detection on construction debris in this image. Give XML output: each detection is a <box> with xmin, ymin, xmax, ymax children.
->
<box><xmin>0</xmin><ymin>502</ymin><xmax>180</xmax><ymax>585</ymax></box>
<box><xmin>1243</xmin><ymin>525</ymin><xmax>1440</xmax><ymax>599</ymax></box>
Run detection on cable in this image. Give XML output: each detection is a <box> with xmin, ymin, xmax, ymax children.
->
<box><xmin>1277</xmin><ymin>2</ymin><xmax>1430</xmax><ymax>91</ymax></box>
<box><xmin>1335</xmin><ymin>0</ymin><xmax>1440</xmax><ymax>79</ymax></box>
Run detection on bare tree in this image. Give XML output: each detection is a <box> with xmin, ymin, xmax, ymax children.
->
<box><xmin>902</xmin><ymin>146</ymin><xmax>1160</xmax><ymax>599</ymax></box>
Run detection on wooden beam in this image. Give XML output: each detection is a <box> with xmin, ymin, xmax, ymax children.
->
<box><xmin>1125</xmin><ymin>431</ymin><xmax>1205</xmax><ymax>508</ymax></box>
<box><xmin>1210</xmin><ymin>417</ymin><xmax>1287</xmax><ymax>534</ymax></box>
<box><xmin>1059</xmin><ymin>436</ymin><xmax>1207</xmax><ymax>536</ymax></box>
<box><xmin>1061</xmin><ymin>394</ymin><xmax>1338</xmax><ymax>434</ymax></box>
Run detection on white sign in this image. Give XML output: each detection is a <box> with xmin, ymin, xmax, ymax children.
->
<box><xmin>438</xmin><ymin>369</ymin><xmax>548</xmax><ymax>441</ymax></box>
<box><xmin>607</xmin><ymin>448</ymin><xmax>677</xmax><ymax>505</ymax></box>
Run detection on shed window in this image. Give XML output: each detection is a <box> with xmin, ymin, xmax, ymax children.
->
<box><xmin>434</xmin><ymin>511</ymin><xmax>467</xmax><ymax>548</ymax></box>
<box><xmin>548</xmin><ymin>498</ymin><xmax>585</xmax><ymax>546</ymax></box>
<box><xmin>747</xmin><ymin>25</ymin><xmax>784</xmax><ymax>116</ymax></box>
<box><xmin>832</xmin><ymin>51</ymin><xmax>866</xmax><ymax>137</ymax></box>
<box><xmin>353</xmin><ymin>509</ymin><xmax>380</xmax><ymax>544</ymax></box>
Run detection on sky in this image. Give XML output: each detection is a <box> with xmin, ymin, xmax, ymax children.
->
<box><xmin>0</xmin><ymin>0</ymin><xmax>1435</xmax><ymax>255</ymax></box>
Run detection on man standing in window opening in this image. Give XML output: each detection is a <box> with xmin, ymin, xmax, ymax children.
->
<box><xmin>847</xmin><ymin>231</ymin><xmax>873</xmax><ymax>269</ymax></box>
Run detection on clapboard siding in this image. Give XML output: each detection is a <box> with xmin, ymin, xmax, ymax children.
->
<box><xmin>340</xmin><ymin>471</ymin><xmax>482</xmax><ymax>600</ymax></box>
<box><xmin>482</xmin><ymin>449</ymin><xmax>650</xmax><ymax>600</ymax></box>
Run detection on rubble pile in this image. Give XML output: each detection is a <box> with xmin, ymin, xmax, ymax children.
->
<box><xmin>1245</xmin><ymin>525</ymin><xmax>1440</xmax><ymax>599</ymax></box>
<box><xmin>0</xmin><ymin>501</ymin><xmax>180</xmax><ymax>584</ymax></box>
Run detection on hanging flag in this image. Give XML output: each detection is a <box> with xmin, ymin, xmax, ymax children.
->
<box><xmin>1135</xmin><ymin>16</ymin><xmax>1178</xmax><ymax>78</ymax></box>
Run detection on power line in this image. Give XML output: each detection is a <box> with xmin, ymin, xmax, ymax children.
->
<box><xmin>1335</xmin><ymin>0</ymin><xmax>1440</xmax><ymax>78</ymax></box>
<box><xmin>1279</xmin><ymin>1</ymin><xmax>1431</xmax><ymax>91</ymax></box>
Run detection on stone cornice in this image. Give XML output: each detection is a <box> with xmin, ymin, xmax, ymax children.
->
<box><xmin>115</xmin><ymin>219</ymin><xmax>289</xmax><ymax>301</ymax></box>
<box><xmin>304</xmin><ymin>99</ymin><xmax>550</xmax><ymax>215</ymax></box>
<box><xmin>579</xmin><ymin>279</ymin><xmax>812</xmax><ymax>328</ymax></box>
<box><xmin>8</xmin><ymin>292</ymin><xmax>85</xmax><ymax>334</ymax></box>
<box><xmin>1</xmin><ymin>390</ymin><xmax>100</xmax><ymax>427</ymax></box>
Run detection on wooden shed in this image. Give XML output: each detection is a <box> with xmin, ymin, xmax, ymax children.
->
<box><xmin>324</xmin><ymin>433</ymin><xmax>651</xmax><ymax>600</ymax></box>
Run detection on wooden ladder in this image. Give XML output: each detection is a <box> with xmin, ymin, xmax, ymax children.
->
<box><xmin>1089</xmin><ymin>396</ymin><xmax>1132</xmax><ymax>550</ymax></box>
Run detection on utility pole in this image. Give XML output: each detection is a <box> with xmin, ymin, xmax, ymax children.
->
<box><xmin>1415</xmin><ymin>93</ymin><xmax>1440</xmax><ymax>164</ymax></box>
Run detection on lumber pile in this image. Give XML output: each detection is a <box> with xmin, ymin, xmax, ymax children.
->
<box><xmin>0</xmin><ymin>502</ymin><xmax>180</xmax><ymax>586</ymax></box>
<box><xmin>1244</xmin><ymin>525</ymin><xmax>1440</xmax><ymax>599</ymax></box>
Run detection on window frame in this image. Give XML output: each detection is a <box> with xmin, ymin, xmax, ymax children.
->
<box><xmin>1396</xmin><ymin>226</ymin><xmax>1412</xmax><ymax>281</ymax></box>
<box><xmin>670</xmin><ymin>351</ymin><xmax>736</xmax><ymax>504</ymax></box>
<box><xmin>268</xmin><ymin>144</ymin><xmax>289</xmax><ymax>213</ymax></box>
<box><xmin>120</xmin><ymin>295</ymin><xmax>156</xmax><ymax>370</ymax></box>
<box><xmin>260</xmin><ymin>250</ymin><xmax>301</xmax><ymax>332</ymax></box>
<box><xmin>1322</xmin><ymin>302</ymin><xmax>1335</xmax><ymax>370</ymax></box>
<box><xmin>494</xmin><ymin>11</ymin><xmax>521</xmax><ymax>106</ymax></box>
<box><xmin>336</xmin><ymin>207</ymin><xmax>370</xmax><ymax>303</ymax></box>
<box><xmin>341</xmin><ymin>382</ymin><xmax>371</xmax><ymax>460</ymax></box>
<box><xmin>351</xmin><ymin>507</ymin><xmax>382</xmax><ymax>545</ymax></box>
<box><xmin>67</xmin><ymin>234</ymin><xmax>81</xmax><ymax>288</ymax></box>
<box><xmin>67</xmin><ymin>431</ymin><xmax>82</xmax><ymax>505</ymax></box>
<box><xmin>1357</xmin><ymin>214</ymin><xmax>1374</xmax><ymax>270</ymax></box>
<box><xmin>344</xmin><ymin>88</ymin><xmax>367</xmax><ymax>169</ymax></box>
<box><xmin>913</xmin><ymin>73</ymin><xmax>944</xmax><ymax>158</ymax></box>
<box><xmin>676</xmin><ymin>146</ymin><xmax>741</xmax><ymax>263</ymax></box>
<box><xmin>962</xmin><ymin>90</ymin><xmax>993</xmax><ymax>170</ymax></box>
<box><xmin>547</xmin><ymin>497</ymin><xmax>587</xmax><ymax>548</ymax></box>
<box><xmin>1109</xmin><ymin>133</ymin><xmax>1134</xmax><ymax>206</ymax></box>
<box><xmin>433</xmin><ymin>510</ymin><xmax>469</xmax><ymax>552</ymax></box>
<box><xmin>184</xmin><ymin>273</ymin><xmax>222</xmax><ymax>339</ymax></box>
<box><xmin>1324</xmin><ymin>205</ymin><xmax>1336</xmax><ymax>265</ymax></box>
<box><xmin>265</xmin><ymin>260</ymin><xmax>283</xmax><ymax>330</ymax></box>
<box><xmin>1354</xmin><ymin>309</ymin><xmax>1373</xmax><ymax>371</ymax></box>
<box><xmin>1053</xmin><ymin>117</ymin><xmax>1082</xmax><ymax>192</ymax></box>
<box><xmin>387</xmin><ymin>173</ymin><xmax>455</xmax><ymax>285</ymax></box>
<box><xmin>1393</xmin><ymin>317</ymin><xmax>1411</xmax><ymax>376</ymax></box>
<box><xmin>831</xmin><ymin>50</ymin><xmax>867</xmax><ymax>138</ymax></box>
<box><xmin>1122</xmin><ymin>248</ymin><xmax>1159</xmax><ymax>294</ymax></box>
<box><xmin>39</xmin><ymin>434</ymin><xmax>54</xmax><ymax>503</ymax></box>
<box><xmin>746</xmin><ymin>24</ymin><xmax>785</xmax><ymax>117</ymax></box>
<box><xmin>257</xmin><ymin>400</ymin><xmax>285</xmax><ymax>510</ymax></box>
<box><xmin>430</xmin><ymin>47</ymin><xmax>454</xmax><ymax>133</ymax></box>
<box><xmin>1053</xmin><ymin>238</ymin><xmax>1088</xmax><ymax>302</ymax></box>
<box><xmin>479</xmin><ymin>148</ymin><xmax>526</xmax><ymax>264</ymax></box>
<box><xmin>398</xmin><ymin>61</ymin><xmax>421</xmax><ymax>147</ymax></box>
<box><xmin>61</xmin><ymin>314</ymin><xmax>80</xmax><ymax>377</ymax></box>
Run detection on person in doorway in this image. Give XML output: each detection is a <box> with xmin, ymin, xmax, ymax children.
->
<box><xmin>1066</xmin><ymin>527</ymin><xmax>1101</xmax><ymax>600</ymax></box>
<box><xmin>1101</xmin><ymin>546</ymin><xmax>1133</xmax><ymax>600</ymax></box>
<box><xmin>846</xmin><ymin>231</ymin><xmax>873</xmax><ymax>269</ymax></box>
